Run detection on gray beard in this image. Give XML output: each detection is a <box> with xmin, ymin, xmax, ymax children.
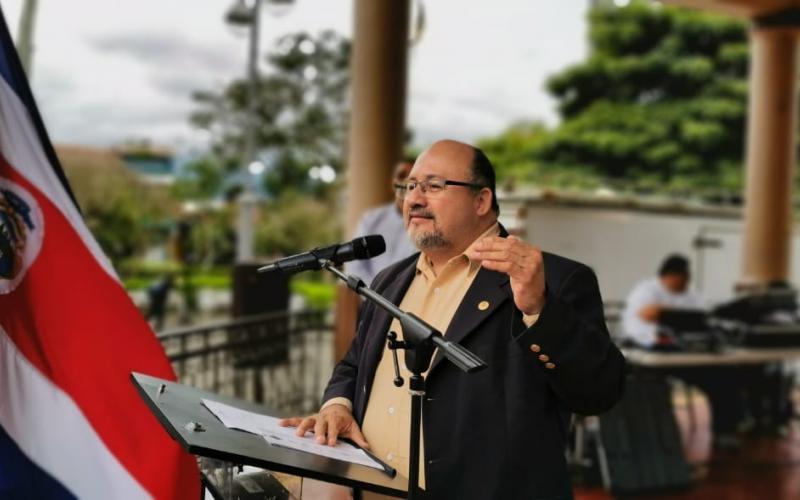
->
<box><xmin>413</xmin><ymin>229</ymin><xmax>449</xmax><ymax>250</ymax></box>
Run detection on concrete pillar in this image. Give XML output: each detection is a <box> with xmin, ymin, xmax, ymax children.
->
<box><xmin>740</xmin><ymin>27</ymin><xmax>799</xmax><ymax>287</ymax></box>
<box><xmin>336</xmin><ymin>0</ymin><xmax>410</xmax><ymax>359</ymax></box>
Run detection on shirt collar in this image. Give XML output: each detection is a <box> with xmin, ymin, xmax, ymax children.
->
<box><xmin>416</xmin><ymin>222</ymin><xmax>500</xmax><ymax>278</ymax></box>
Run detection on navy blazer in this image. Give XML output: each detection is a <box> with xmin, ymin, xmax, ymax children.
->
<box><xmin>323</xmin><ymin>233</ymin><xmax>626</xmax><ymax>499</ymax></box>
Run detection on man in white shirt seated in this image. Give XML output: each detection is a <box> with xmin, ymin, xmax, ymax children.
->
<box><xmin>622</xmin><ymin>254</ymin><xmax>744</xmax><ymax>450</ymax></box>
<box><xmin>622</xmin><ymin>254</ymin><xmax>705</xmax><ymax>349</ymax></box>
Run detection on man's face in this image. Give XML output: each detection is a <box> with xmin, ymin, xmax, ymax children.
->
<box><xmin>661</xmin><ymin>273</ymin><xmax>690</xmax><ymax>294</ymax></box>
<box><xmin>403</xmin><ymin>143</ymin><xmax>482</xmax><ymax>253</ymax></box>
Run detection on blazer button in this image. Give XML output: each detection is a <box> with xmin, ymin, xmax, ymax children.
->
<box><xmin>545</xmin><ymin>362</ymin><xmax>556</xmax><ymax>370</ymax></box>
<box><xmin>538</xmin><ymin>354</ymin><xmax>549</xmax><ymax>362</ymax></box>
<box><xmin>530</xmin><ymin>344</ymin><xmax>541</xmax><ymax>353</ymax></box>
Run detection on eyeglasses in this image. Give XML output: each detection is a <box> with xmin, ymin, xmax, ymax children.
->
<box><xmin>395</xmin><ymin>178</ymin><xmax>485</xmax><ymax>198</ymax></box>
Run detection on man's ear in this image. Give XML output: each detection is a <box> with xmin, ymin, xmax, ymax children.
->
<box><xmin>475</xmin><ymin>187</ymin><xmax>493</xmax><ymax>217</ymax></box>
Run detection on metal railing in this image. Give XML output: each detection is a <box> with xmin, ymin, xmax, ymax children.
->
<box><xmin>157</xmin><ymin>309</ymin><xmax>333</xmax><ymax>415</ymax></box>
<box><xmin>155</xmin><ymin>301</ymin><xmax>624</xmax><ymax>416</ymax></box>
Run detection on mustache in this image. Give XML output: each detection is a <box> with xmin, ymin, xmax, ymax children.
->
<box><xmin>408</xmin><ymin>207</ymin><xmax>435</xmax><ymax>219</ymax></box>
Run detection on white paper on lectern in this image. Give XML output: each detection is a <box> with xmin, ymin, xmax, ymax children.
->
<box><xmin>201</xmin><ymin>399</ymin><xmax>382</xmax><ymax>470</ymax></box>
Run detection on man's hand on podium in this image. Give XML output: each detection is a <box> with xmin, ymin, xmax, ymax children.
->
<box><xmin>279</xmin><ymin>404</ymin><xmax>370</xmax><ymax>449</ymax></box>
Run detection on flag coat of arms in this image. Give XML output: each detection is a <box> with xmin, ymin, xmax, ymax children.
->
<box><xmin>0</xmin><ymin>7</ymin><xmax>199</xmax><ymax>499</ymax></box>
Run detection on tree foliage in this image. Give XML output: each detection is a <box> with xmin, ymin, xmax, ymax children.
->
<box><xmin>482</xmin><ymin>1</ymin><xmax>750</xmax><ymax>194</ymax></box>
<box><xmin>254</xmin><ymin>192</ymin><xmax>341</xmax><ymax>257</ymax></box>
<box><xmin>171</xmin><ymin>157</ymin><xmax>229</xmax><ymax>201</ymax></box>
<box><xmin>189</xmin><ymin>30</ymin><xmax>351</xmax><ymax>198</ymax></box>
<box><xmin>478</xmin><ymin>121</ymin><xmax>582</xmax><ymax>189</ymax></box>
<box><xmin>183</xmin><ymin>207</ymin><xmax>236</xmax><ymax>267</ymax></box>
<box><xmin>59</xmin><ymin>147</ymin><xmax>176</xmax><ymax>262</ymax></box>
<box><xmin>180</xmin><ymin>30</ymin><xmax>351</xmax><ymax>262</ymax></box>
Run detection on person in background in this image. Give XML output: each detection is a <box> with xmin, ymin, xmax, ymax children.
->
<box><xmin>345</xmin><ymin>161</ymin><xmax>416</xmax><ymax>285</ymax></box>
<box><xmin>146</xmin><ymin>273</ymin><xmax>174</xmax><ymax>331</ymax></box>
<box><xmin>622</xmin><ymin>254</ymin><xmax>744</xmax><ymax>450</ymax></box>
<box><xmin>622</xmin><ymin>254</ymin><xmax>705</xmax><ymax>348</ymax></box>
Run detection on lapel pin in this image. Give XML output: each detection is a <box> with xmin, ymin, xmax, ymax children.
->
<box><xmin>478</xmin><ymin>300</ymin><xmax>490</xmax><ymax>311</ymax></box>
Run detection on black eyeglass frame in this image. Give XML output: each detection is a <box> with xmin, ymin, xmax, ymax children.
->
<box><xmin>395</xmin><ymin>178</ymin><xmax>485</xmax><ymax>197</ymax></box>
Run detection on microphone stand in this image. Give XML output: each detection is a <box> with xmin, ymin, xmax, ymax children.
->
<box><xmin>321</xmin><ymin>261</ymin><xmax>486</xmax><ymax>500</ymax></box>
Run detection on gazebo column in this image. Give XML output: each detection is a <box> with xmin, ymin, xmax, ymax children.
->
<box><xmin>335</xmin><ymin>0</ymin><xmax>410</xmax><ymax>359</ymax></box>
<box><xmin>740</xmin><ymin>23</ymin><xmax>799</xmax><ymax>287</ymax></box>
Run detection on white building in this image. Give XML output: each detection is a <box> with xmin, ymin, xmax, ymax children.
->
<box><xmin>500</xmin><ymin>189</ymin><xmax>800</xmax><ymax>306</ymax></box>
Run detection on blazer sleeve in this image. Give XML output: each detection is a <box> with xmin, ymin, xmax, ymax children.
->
<box><xmin>320</xmin><ymin>304</ymin><xmax>370</xmax><ymax>406</ymax></box>
<box><xmin>513</xmin><ymin>264</ymin><xmax>626</xmax><ymax>415</ymax></box>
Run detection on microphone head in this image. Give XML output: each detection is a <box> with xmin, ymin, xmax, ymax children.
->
<box><xmin>257</xmin><ymin>263</ymin><xmax>277</xmax><ymax>273</ymax></box>
<box><xmin>352</xmin><ymin>235</ymin><xmax>386</xmax><ymax>259</ymax></box>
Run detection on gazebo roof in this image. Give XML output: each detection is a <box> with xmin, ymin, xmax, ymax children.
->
<box><xmin>665</xmin><ymin>0</ymin><xmax>800</xmax><ymax>18</ymax></box>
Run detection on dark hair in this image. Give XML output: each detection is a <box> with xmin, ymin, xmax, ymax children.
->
<box><xmin>658</xmin><ymin>254</ymin><xmax>690</xmax><ymax>277</ymax></box>
<box><xmin>469</xmin><ymin>147</ymin><xmax>500</xmax><ymax>215</ymax></box>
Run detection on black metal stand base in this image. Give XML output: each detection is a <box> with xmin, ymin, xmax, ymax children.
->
<box><xmin>407</xmin><ymin>374</ymin><xmax>425</xmax><ymax>500</ymax></box>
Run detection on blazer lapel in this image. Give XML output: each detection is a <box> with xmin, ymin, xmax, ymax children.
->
<box><xmin>428</xmin><ymin>267</ymin><xmax>510</xmax><ymax>374</ymax></box>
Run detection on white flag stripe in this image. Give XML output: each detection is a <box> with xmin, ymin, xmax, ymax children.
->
<box><xmin>0</xmin><ymin>327</ymin><xmax>152</xmax><ymax>500</ymax></box>
<box><xmin>0</xmin><ymin>75</ymin><xmax>118</xmax><ymax>281</ymax></box>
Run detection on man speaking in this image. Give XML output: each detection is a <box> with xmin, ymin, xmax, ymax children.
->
<box><xmin>281</xmin><ymin>140</ymin><xmax>625</xmax><ymax>499</ymax></box>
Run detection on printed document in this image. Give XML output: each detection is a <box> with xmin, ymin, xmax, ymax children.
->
<box><xmin>201</xmin><ymin>398</ymin><xmax>383</xmax><ymax>470</ymax></box>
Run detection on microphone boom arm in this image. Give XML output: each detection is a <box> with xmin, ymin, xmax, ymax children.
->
<box><xmin>322</xmin><ymin>260</ymin><xmax>486</xmax><ymax>374</ymax></box>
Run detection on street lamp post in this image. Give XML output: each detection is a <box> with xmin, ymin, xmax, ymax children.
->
<box><xmin>16</xmin><ymin>0</ymin><xmax>39</xmax><ymax>77</ymax></box>
<box><xmin>226</xmin><ymin>0</ymin><xmax>294</xmax><ymax>262</ymax></box>
<box><xmin>227</xmin><ymin>0</ymin><xmax>262</xmax><ymax>263</ymax></box>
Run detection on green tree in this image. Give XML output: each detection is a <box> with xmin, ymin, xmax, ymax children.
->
<box><xmin>478</xmin><ymin>122</ymin><xmax>598</xmax><ymax>189</ymax></box>
<box><xmin>189</xmin><ymin>30</ymin><xmax>351</xmax><ymax>198</ymax></box>
<box><xmin>181</xmin><ymin>208</ymin><xmax>236</xmax><ymax>267</ymax></box>
<box><xmin>58</xmin><ymin>146</ymin><xmax>176</xmax><ymax>263</ymax></box>
<box><xmin>171</xmin><ymin>157</ymin><xmax>229</xmax><ymax>201</ymax></box>
<box><xmin>254</xmin><ymin>192</ymin><xmax>341</xmax><ymax>257</ymax></box>
<box><xmin>484</xmin><ymin>1</ymin><xmax>750</xmax><ymax>195</ymax></box>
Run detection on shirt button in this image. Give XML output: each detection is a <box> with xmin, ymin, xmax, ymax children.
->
<box><xmin>434</xmin><ymin>287</ymin><xmax>440</xmax><ymax>294</ymax></box>
<box><xmin>387</xmin><ymin>453</ymin><xmax>394</xmax><ymax>461</ymax></box>
<box><xmin>388</xmin><ymin>406</ymin><xmax>395</xmax><ymax>415</ymax></box>
<box><xmin>530</xmin><ymin>344</ymin><xmax>541</xmax><ymax>353</ymax></box>
<box><xmin>545</xmin><ymin>362</ymin><xmax>556</xmax><ymax>370</ymax></box>
<box><xmin>538</xmin><ymin>354</ymin><xmax>549</xmax><ymax>362</ymax></box>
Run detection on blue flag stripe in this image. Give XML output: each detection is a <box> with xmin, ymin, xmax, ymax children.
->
<box><xmin>0</xmin><ymin>422</ymin><xmax>77</xmax><ymax>500</ymax></box>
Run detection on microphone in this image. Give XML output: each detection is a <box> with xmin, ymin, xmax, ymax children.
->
<box><xmin>257</xmin><ymin>235</ymin><xmax>386</xmax><ymax>275</ymax></box>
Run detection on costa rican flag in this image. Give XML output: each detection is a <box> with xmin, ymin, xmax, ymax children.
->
<box><xmin>0</xmin><ymin>7</ymin><xmax>198</xmax><ymax>499</ymax></box>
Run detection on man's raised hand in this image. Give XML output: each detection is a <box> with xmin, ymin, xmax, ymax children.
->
<box><xmin>468</xmin><ymin>235</ymin><xmax>546</xmax><ymax>315</ymax></box>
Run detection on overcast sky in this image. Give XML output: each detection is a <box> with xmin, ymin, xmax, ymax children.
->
<box><xmin>0</xmin><ymin>0</ymin><xmax>589</xmax><ymax>153</ymax></box>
